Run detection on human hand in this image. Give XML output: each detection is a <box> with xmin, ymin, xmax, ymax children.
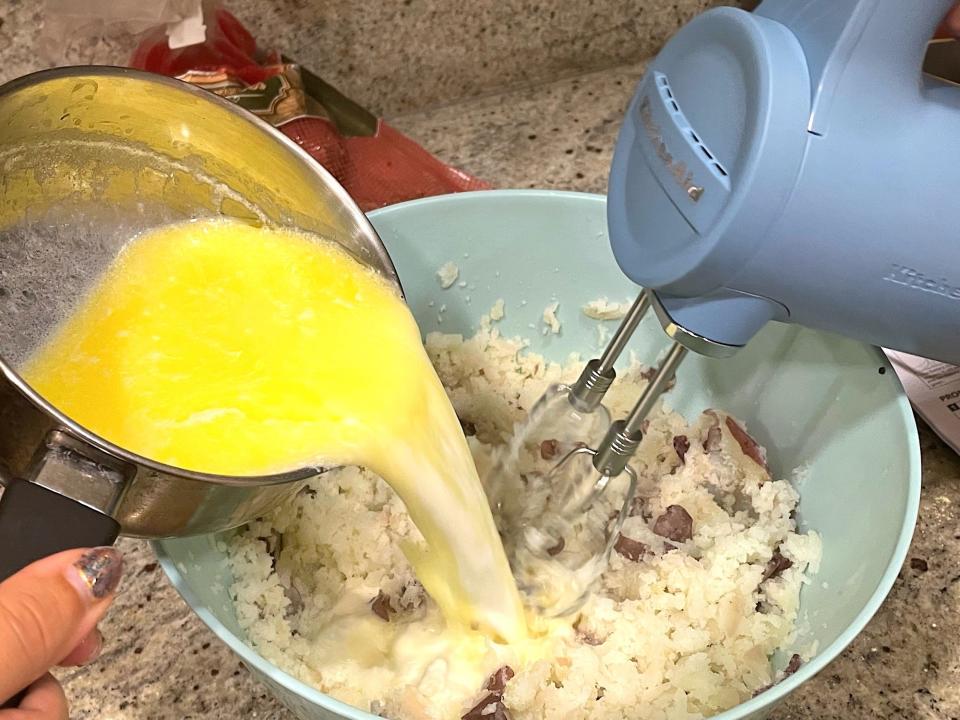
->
<box><xmin>0</xmin><ymin>548</ymin><xmax>124</xmax><ymax>719</ymax></box>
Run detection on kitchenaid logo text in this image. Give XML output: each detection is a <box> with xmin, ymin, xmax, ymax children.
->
<box><xmin>884</xmin><ymin>264</ymin><xmax>960</xmax><ymax>301</ymax></box>
<box><xmin>638</xmin><ymin>95</ymin><xmax>702</xmax><ymax>202</ymax></box>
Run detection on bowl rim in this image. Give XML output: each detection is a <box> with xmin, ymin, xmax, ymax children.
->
<box><xmin>155</xmin><ymin>188</ymin><xmax>921</xmax><ymax>720</ymax></box>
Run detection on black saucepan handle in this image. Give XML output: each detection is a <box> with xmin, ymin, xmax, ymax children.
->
<box><xmin>0</xmin><ymin>478</ymin><xmax>120</xmax><ymax>709</ymax></box>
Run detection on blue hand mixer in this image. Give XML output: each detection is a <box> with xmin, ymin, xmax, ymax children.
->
<box><xmin>593</xmin><ymin>0</ymin><xmax>960</xmax><ymax>470</ymax></box>
<box><xmin>508</xmin><ymin>0</ymin><xmax>960</xmax><ymax>613</ymax></box>
<box><xmin>609</xmin><ymin>0</ymin><xmax>960</xmax><ymax>365</ymax></box>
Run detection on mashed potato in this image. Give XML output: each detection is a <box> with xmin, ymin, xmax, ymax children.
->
<box><xmin>227</xmin><ymin>322</ymin><xmax>821</xmax><ymax>720</ymax></box>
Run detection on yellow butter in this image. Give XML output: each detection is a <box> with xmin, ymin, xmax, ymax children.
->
<box><xmin>21</xmin><ymin>219</ymin><xmax>526</xmax><ymax>642</ymax></box>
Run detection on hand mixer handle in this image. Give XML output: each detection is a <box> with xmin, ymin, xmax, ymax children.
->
<box><xmin>755</xmin><ymin>0</ymin><xmax>956</xmax><ymax>134</ymax></box>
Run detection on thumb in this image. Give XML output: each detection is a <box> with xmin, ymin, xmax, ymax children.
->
<box><xmin>0</xmin><ymin>547</ymin><xmax>123</xmax><ymax>702</ymax></box>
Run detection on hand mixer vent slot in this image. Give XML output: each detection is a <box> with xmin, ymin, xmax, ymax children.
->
<box><xmin>654</xmin><ymin>72</ymin><xmax>730</xmax><ymax>185</ymax></box>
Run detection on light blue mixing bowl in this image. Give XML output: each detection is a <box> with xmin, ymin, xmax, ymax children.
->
<box><xmin>156</xmin><ymin>190</ymin><xmax>920</xmax><ymax>720</ymax></box>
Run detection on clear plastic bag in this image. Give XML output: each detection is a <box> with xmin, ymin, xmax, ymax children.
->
<box><xmin>39</xmin><ymin>0</ymin><xmax>206</xmax><ymax>64</ymax></box>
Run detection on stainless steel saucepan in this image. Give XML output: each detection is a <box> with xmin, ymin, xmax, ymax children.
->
<box><xmin>0</xmin><ymin>67</ymin><xmax>400</xmax><ymax>582</ymax></box>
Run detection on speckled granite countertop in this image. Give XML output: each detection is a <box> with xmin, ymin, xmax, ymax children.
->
<box><xmin>1</xmin><ymin>4</ymin><xmax>958</xmax><ymax>718</ymax></box>
<box><xmin>0</xmin><ymin>0</ymin><xmax>738</xmax><ymax>116</ymax></box>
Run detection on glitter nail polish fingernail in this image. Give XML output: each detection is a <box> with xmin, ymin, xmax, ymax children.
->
<box><xmin>73</xmin><ymin>547</ymin><xmax>124</xmax><ymax>600</ymax></box>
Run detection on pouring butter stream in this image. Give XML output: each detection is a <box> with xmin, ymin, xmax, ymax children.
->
<box><xmin>20</xmin><ymin>218</ymin><xmax>527</xmax><ymax>644</ymax></box>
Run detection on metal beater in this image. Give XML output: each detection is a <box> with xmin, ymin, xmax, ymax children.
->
<box><xmin>489</xmin><ymin>290</ymin><xmax>689</xmax><ymax>615</ymax></box>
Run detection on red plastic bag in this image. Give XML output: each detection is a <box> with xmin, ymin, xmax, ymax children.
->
<box><xmin>130</xmin><ymin>5</ymin><xmax>488</xmax><ymax>211</ymax></box>
<box><xmin>131</xmin><ymin>6</ymin><xmax>279</xmax><ymax>85</ymax></box>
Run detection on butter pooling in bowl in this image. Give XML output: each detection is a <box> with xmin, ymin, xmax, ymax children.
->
<box><xmin>20</xmin><ymin>217</ymin><xmax>527</xmax><ymax>644</ymax></box>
